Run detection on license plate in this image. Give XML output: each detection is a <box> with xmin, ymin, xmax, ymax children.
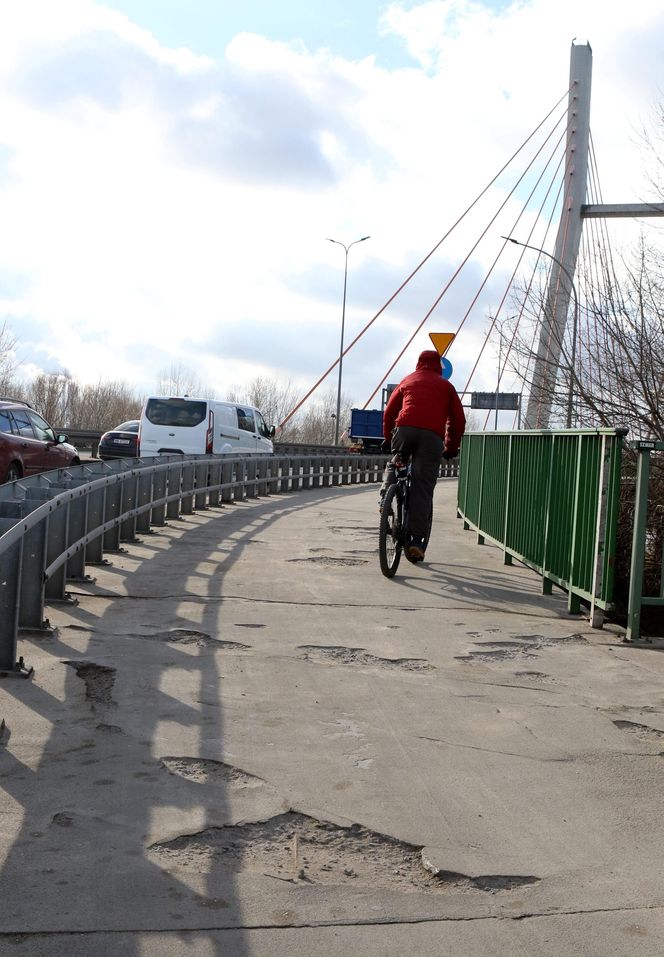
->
<box><xmin>115</xmin><ymin>439</ymin><xmax>131</xmax><ymax>445</ymax></box>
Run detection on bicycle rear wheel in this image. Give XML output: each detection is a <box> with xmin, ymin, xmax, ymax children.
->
<box><xmin>379</xmin><ymin>484</ymin><xmax>403</xmax><ymax>578</ymax></box>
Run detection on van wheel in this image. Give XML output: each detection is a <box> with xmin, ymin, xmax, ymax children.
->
<box><xmin>4</xmin><ymin>463</ymin><xmax>22</xmax><ymax>483</ymax></box>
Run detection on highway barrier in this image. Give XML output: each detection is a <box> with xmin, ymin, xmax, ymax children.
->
<box><xmin>0</xmin><ymin>452</ymin><xmax>395</xmax><ymax>677</ymax></box>
<box><xmin>457</xmin><ymin>429</ymin><xmax>626</xmax><ymax>626</ymax></box>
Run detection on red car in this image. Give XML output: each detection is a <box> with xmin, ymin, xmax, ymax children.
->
<box><xmin>0</xmin><ymin>399</ymin><xmax>80</xmax><ymax>483</ymax></box>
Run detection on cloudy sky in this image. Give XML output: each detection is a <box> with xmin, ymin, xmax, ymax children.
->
<box><xmin>0</xmin><ymin>0</ymin><xmax>662</xmax><ymax>418</ymax></box>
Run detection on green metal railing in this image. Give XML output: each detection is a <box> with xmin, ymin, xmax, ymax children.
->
<box><xmin>626</xmin><ymin>440</ymin><xmax>664</xmax><ymax>642</ymax></box>
<box><xmin>457</xmin><ymin>429</ymin><xmax>626</xmax><ymax>625</ymax></box>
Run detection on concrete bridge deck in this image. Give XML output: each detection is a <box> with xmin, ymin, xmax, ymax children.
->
<box><xmin>1</xmin><ymin>479</ymin><xmax>664</xmax><ymax>956</ymax></box>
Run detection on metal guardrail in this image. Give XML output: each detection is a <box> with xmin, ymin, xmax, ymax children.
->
<box><xmin>58</xmin><ymin>430</ymin><xmax>368</xmax><ymax>457</ymax></box>
<box><xmin>0</xmin><ymin>452</ymin><xmax>389</xmax><ymax>677</ymax></box>
<box><xmin>626</xmin><ymin>440</ymin><xmax>664</xmax><ymax>642</ymax></box>
<box><xmin>457</xmin><ymin>429</ymin><xmax>626</xmax><ymax>626</ymax></box>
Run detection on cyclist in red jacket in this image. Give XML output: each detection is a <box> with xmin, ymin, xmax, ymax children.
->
<box><xmin>380</xmin><ymin>350</ymin><xmax>466</xmax><ymax>563</ymax></box>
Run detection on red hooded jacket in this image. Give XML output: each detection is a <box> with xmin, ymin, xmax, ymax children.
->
<box><xmin>383</xmin><ymin>350</ymin><xmax>466</xmax><ymax>454</ymax></box>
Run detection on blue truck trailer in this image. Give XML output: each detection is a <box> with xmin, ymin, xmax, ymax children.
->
<box><xmin>348</xmin><ymin>408</ymin><xmax>384</xmax><ymax>451</ymax></box>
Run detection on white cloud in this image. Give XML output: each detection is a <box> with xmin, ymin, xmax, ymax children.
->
<box><xmin>0</xmin><ymin>0</ymin><xmax>662</xmax><ymax>415</ymax></box>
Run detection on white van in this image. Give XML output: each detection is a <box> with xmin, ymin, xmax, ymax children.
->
<box><xmin>138</xmin><ymin>396</ymin><xmax>275</xmax><ymax>457</ymax></box>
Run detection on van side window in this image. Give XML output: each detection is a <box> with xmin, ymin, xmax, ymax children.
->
<box><xmin>236</xmin><ymin>408</ymin><xmax>256</xmax><ymax>433</ymax></box>
<box><xmin>0</xmin><ymin>411</ymin><xmax>14</xmax><ymax>434</ymax></box>
<box><xmin>255</xmin><ymin>410</ymin><xmax>271</xmax><ymax>438</ymax></box>
<box><xmin>12</xmin><ymin>409</ymin><xmax>36</xmax><ymax>438</ymax></box>
<box><xmin>28</xmin><ymin>411</ymin><xmax>56</xmax><ymax>442</ymax></box>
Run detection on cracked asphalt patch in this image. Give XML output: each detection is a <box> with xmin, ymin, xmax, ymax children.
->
<box><xmin>612</xmin><ymin>720</ymin><xmax>664</xmax><ymax>743</ymax></box>
<box><xmin>149</xmin><ymin>811</ymin><xmax>539</xmax><ymax>894</ymax></box>
<box><xmin>298</xmin><ymin>645</ymin><xmax>435</xmax><ymax>672</ymax></box>
<box><xmin>138</xmin><ymin>630</ymin><xmax>250</xmax><ymax>650</ymax></box>
<box><xmin>161</xmin><ymin>757</ymin><xmax>269</xmax><ymax>789</ymax></box>
<box><xmin>288</xmin><ymin>557</ymin><xmax>369</xmax><ymax>567</ymax></box>
<box><xmin>65</xmin><ymin>661</ymin><xmax>116</xmax><ymax>710</ymax></box>
<box><xmin>456</xmin><ymin>633</ymin><xmax>588</xmax><ymax>664</ymax></box>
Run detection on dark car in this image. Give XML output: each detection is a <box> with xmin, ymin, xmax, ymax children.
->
<box><xmin>98</xmin><ymin>420</ymin><xmax>140</xmax><ymax>460</ymax></box>
<box><xmin>0</xmin><ymin>398</ymin><xmax>80</xmax><ymax>483</ymax></box>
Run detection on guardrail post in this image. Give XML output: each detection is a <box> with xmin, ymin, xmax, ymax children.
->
<box><xmin>311</xmin><ymin>457</ymin><xmax>321</xmax><ymax>489</ymax></box>
<box><xmin>45</xmin><ymin>499</ymin><xmax>69</xmax><ymax>601</ymax></box>
<box><xmin>301</xmin><ymin>458</ymin><xmax>312</xmax><ymax>490</ymax></box>
<box><xmin>279</xmin><ymin>457</ymin><xmax>290</xmax><ymax>493</ymax></box>
<box><xmin>180</xmin><ymin>463</ymin><xmax>195</xmax><ymax>515</ymax></box>
<box><xmin>120</xmin><ymin>473</ymin><xmax>139</xmax><ymax>542</ymax></box>
<box><xmin>208</xmin><ymin>461</ymin><xmax>222</xmax><ymax>506</ymax></box>
<box><xmin>0</xmin><ymin>517</ymin><xmax>23</xmax><ymax>674</ymax></box>
<box><xmin>626</xmin><ymin>446</ymin><xmax>651</xmax><ymax>641</ymax></box>
<box><xmin>103</xmin><ymin>479</ymin><xmax>122</xmax><ymax>552</ymax></box>
<box><xmin>246</xmin><ymin>458</ymin><xmax>258</xmax><ymax>497</ymax></box>
<box><xmin>11</xmin><ymin>498</ymin><xmax>49</xmax><ymax>630</ymax></box>
<box><xmin>258</xmin><ymin>458</ymin><xmax>269</xmax><ymax>496</ymax></box>
<box><xmin>194</xmin><ymin>462</ymin><xmax>209</xmax><ymax>511</ymax></box>
<box><xmin>65</xmin><ymin>489</ymin><xmax>89</xmax><ymax>580</ymax></box>
<box><xmin>167</xmin><ymin>462</ymin><xmax>182</xmax><ymax>519</ymax></box>
<box><xmin>85</xmin><ymin>483</ymin><xmax>107</xmax><ymax>562</ymax></box>
<box><xmin>221</xmin><ymin>461</ymin><xmax>234</xmax><ymax>503</ymax></box>
<box><xmin>136</xmin><ymin>470</ymin><xmax>154</xmax><ymax>533</ymax></box>
<box><xmin>151</xmin><ymin>467</ymin><xmax>167</xmax><ymax>526</ymax></box>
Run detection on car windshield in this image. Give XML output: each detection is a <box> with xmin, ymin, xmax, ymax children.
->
<box><xmin>115</xmin><ymin>421</ymin><xmax>139</xmax><ymax>432</ymax></box>
<box><xmin>144</xmin><ymin>400</ymin><xmax>206</xmax><ymax>427</ymax></box>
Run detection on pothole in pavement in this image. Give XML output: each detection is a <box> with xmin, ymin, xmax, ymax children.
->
<box><xmin>456</xmin><ymin>633</ymin><xmax>587</xmax><ymax>663</ymax></box>
<box><xmin>612</xmin><ymin>720</ymin><xmax>664</xmax><ymax>742</ymax></box>
<box><xmin>287</xmin><ymin>557</ymin><xmax>369</xmax><ymax>567</ymax></box>
<box><xmin>161</xmin><ymin>757</ymin><xmax>268</xmax><ymax>789</ymax></box>
<box><xmin>298</xmin><ymin>645</ymin><xmax>435</xmax><ymax>672</ymax></box>
<box><xmin>513</xmin><ymin>671</ymin><xmax>554</xmax><ymax>682</ymax></box>
<box><xmin>65</xmin><ymin>661</ymin><xmax>116</xmax><ymax>710</ymax></box>
<box><xmin>140</xmin><ymin>630</ymin><xmax>250</xmax><ymax>650</ymax></box>
<box><xmin>149</xmin><ymin>811</ymin><xmax>539</xmax><ymax>894</ymax></box>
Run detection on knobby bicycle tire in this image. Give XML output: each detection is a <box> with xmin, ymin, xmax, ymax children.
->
<box><xmin>379</xmin><ymin>483</ymin><xmax>403</xmax><ymax>578</ymax></box>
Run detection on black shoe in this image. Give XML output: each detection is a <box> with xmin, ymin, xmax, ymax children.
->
<box><xmin>406</xmin><ymin>536</ymin><xmax>426</xmax><ymax>562</ymax></box>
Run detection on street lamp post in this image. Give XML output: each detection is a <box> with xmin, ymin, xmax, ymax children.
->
<box><xmin>503</xmin><ymin>237</ymin><xmax>580</xmax><ymax>428</ymax></box>
<box><xmin>327</xmin><ymin>235</ymin><xmax>370</xmax><ymax>445</ymax></box>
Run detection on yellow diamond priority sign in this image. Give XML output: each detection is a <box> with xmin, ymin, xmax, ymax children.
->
<box><xmin>429</xmin><ymin>332</ymin><xmax>455</xmax><ymax>356</ymax></box>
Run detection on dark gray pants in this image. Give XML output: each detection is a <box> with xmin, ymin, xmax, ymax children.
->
<box><xmin>382</xmin><ymin>425</ymin><xmax>444</xmax><ymax>540</ymax></box>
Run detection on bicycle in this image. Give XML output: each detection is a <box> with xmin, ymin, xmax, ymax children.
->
<box><xmin>378</xmin><ymin>454</ymin><xmax>433</xmax><ymax>578</ymax></box>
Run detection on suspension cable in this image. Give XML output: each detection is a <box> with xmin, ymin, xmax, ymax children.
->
<box><xmin>278</xmin><ymin>88</ymin><xmax>572</xmax><ymax>430</ymax></box>
<box><xmin>361</xmin><ymin>104</ymin><xmax>569</xmax><ymax>408</ymax></box>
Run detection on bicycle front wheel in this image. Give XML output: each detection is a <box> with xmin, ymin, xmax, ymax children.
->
<box><xmin>379</xmin><ymin>484</ymin><xmax>403</xmax><ymax>578</ymax></box>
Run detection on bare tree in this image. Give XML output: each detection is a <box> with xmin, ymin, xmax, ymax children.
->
<box><xmin>506</xmin><ymin>237</ymin><xmax>664</xmax><ymax>440</ymax></box>
<box><xmin>68</xmin><ymin>380</ymin><xmax>143</xmax><ymax>430</ymax></box>
<box><xmin>156</xmin><ymin>362</ymin><xmax>214</xmax><ymax>399</ymax></box>
<box><xmin>0</xmin><ymin>323</ymin><xmax>23</xmax><ymax>398</ymax></box>
<box><xmin>26</xmin><ymin>372</ymin><xmax>76</xmax><ymax>425</ymax></box>
<box><xmin>293</xmin><ymin>389</ymin><xmax>354</xmax><ymax>445</ymax></box>
<box><xmin>227</xmin><ymin>376</ymin><xmax>301</xmax><ymax>440</ymax></box>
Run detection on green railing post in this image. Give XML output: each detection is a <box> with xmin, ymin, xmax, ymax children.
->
<box><xmin>477</xmin><ymin>433</ymin><xmax>486</xmax><ymax>545</ymax></box>
<box><xmin>502</xmin><ymin>433</ymin><xmax>513</xmax><ymax>565</ymax></box>
<box><xmin>626</xmin><ymin>447</ymin><xmax>651</xmax><ymax>642</ymax></box>
<box><xmin>541</xmin><ymin>434</ymin><xmax>556</xmax><ymax>596</ymax></box>
<box><xmin>566</xmin><ymin>434</ymin><xmax>584</xmax><ymax>614</ymax></box>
